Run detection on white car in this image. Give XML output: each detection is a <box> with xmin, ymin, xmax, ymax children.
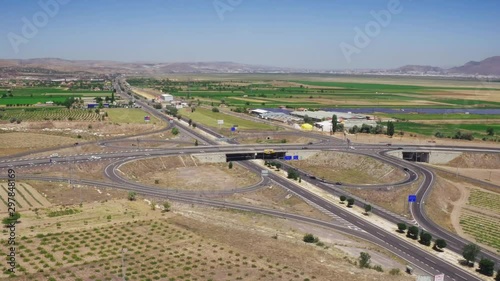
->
<box><xmin>89</xmin><ymin>156</ymin><xmax>102</xmax><ymax>160</ymax></box>
<box><xmin>50</xmin><ymin>153</ymin><xmax>59</xmax><ymax>157</ymax></box>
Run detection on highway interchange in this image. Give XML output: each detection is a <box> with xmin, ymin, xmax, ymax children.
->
<box><xmin>1</xmin><ymin>78</ymin><xmax>499</xmax><ymax>281</ymax></box>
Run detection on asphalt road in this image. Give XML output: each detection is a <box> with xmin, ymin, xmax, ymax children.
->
<box><xmin>1</xmin><ymin>78</ymin><xmax>497</xmax><ymax>280</ymax></box>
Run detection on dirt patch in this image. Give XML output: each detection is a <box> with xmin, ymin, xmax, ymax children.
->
<box><xmin>288</xmin><ymin>151</ymin><xmax>406</xmax><ymax>185</ymax></box>
<box><xmin>424</xmin><ymin>176</ymin><xmax>463</xmax><ymax>233</ymax></box>
<box><xmin>227</xmin><ymin>184</ymin><xmax>332</xmax><ymax>221</ymax></box>
<box><xmin>24</xmin><ymin>180</ymin><xmax>128</xmax><ymax>206</ymax></box>
<box><xmin>132</xmin><ymin>87</ymin><xmax>160</xmax><ymax>100</ymax></box>
<box><xmin>0</xmin><ymin>132</ymin><xmax>79</xmax><ymax>156</ymax></box>
<box><xmin>434</xmin><ymin>166</ymin><xmax>500</xmax><ymax>186</ymax></box>
<box><xmin>443</xmin><ymin>153</ymin><xmax>500</xmax><ymax>169</ymax></box>
<box><xmin>0</xmin><ymin>182</ymin><xmax>51</xmax><ymax>213</ymax></box>
<box><xmin>1</xmin><ymin>119</ymin><xmax>165</xmax><ymax>143</ymax></box>
<box><xmin>169</xmin><ymin>211</ymin><xmax>413</xmax><ymax>281</ymax></box>
<box><xmin>235</xmin><ymin>133</ymin><xmax>317</xmax><ymax>144</ymax></box>
<box><xmin>0</xmin><ymin>196</ymin><xmax>411</xmax><ymax>281</ymax></box>
<box><xmin>345</xmin><ymin>178</ymin><xmax>422</xmax><ymax>218</ymax></box>
<box><xmin>119</xmin><ymin>156</ymin><xmax>260</xmax><ymax>190</ymax></box>
<box><xmin>21</xmin><ymin>159</ymin><xmax>112</xmax><ymax>181</ymax></box>
<box><xmin>349</xmin><ymin>133</ymin><xmax>500</xmax><ymax>148</ymax></box>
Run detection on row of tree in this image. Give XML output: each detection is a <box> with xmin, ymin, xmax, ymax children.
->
<box><xmin>397</xmin><ymin>222</ymin><xmax>497</xmax><ymax>277</ymax></box>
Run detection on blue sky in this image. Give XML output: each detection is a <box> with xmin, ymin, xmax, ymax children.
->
<box><xmin>1</xmin><ymin>0</ymin><xmax>499</xmax><ymax>69</ymax></box>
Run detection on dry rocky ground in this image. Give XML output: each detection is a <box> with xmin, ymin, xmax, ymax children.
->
<box><xmin>119</xmin><ymin>156</ymin><xmax>260</xmax><ymax>190</ymax></box>
<box><xmin>235</xmin><ymin>132</ymin><xmax>317</xmax><ymax>144</ymax></box>
<box><xmin>0</xmin><ymin>181</ymin><xmax>413</xmax><ymax>281</ymax></box>
<box><xmin>288</xmin><ymin>151</ymin><xmax>406</xmax><ymax>185</ymax></box>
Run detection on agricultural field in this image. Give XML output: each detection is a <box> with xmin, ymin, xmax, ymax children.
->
<box><xmin>467</xmin><ymin>188</ymin><xmax>500</xmax><ymax>213</ymax></box>
<box><xmin>392</xmin><ymin>122</ymin><xmax>500</xmax><ymax>139</ymax></box>
<box><xmin>459</xmin><ymin>211</ymin><xmax>500</xmax><ymax>252</ymax></box>
<box><xmin>104</xmin><ymin>108</ymin><xmax>160</xmax><ymax>124</ymax></box>
<box><xmin>0</xmin><ymin>87</ymin><xmax>112</xmax><ymax>105</ymax></box>
<box><xmin>0</xmin><ymin>182</ymin><xmax>51</xmax><ymax>211</ymax></box>
<box><xmin>0</xmin><ymin>197</ymin><xmax>410</xmax><ymax>281</ymax></box>
<box><xmin>0</xmin><ymin>108</ymin><xmax>101</xmax><ymax>121</ymax></box>
<box><xmin>180</xmin><ymin>107</ymin><xmax>275</xmax><ymax>130</ymax></box>
<box><xmin>127</xmin><ymin>76</ymin><xmax>500</xmax><ymax>138</ymax></box>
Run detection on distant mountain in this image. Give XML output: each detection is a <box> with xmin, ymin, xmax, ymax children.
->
<box><xmin>1</xmin><ymin>56</ymin><xmax>500</xmax><ymax>77</ymax></box>
<box><xmin>394</xmin><ymin>65</ymin><xmax>445</xmax><ymax>73</ymax></box>
<box><xmin>448</xmin><ymin>56</ymin><xmax>500</xmax><ymax>76</ymax></box>
<box><xmin>0</xmin><ymin>58</ymin><xmax>295</xmax><ymax>75</ymax></box>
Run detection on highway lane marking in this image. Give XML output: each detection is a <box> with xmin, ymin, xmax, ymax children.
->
<box><xmin>398</xmin><ymin>244</ymin><xmax>409</xmax><ymax>250</ymax></box>
<box><xmin>424</xmin><ymin>257</ymin><xmax>436</xmax><ymax>265</ymax></box>
<box><xmin>376</xmin><ymin>231</ymin><xmax>385</xmax><ymax>237</ymax></box>
<box><xmin>455</xmin><ymin>274</ymin><xmax>467</xmax><ymax>280</ymax></box>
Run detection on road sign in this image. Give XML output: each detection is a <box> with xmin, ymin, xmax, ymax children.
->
<box><xmin>231</xmin><ymin>127</ymin><xmax>236</xmax><ymax>132</ymax></box>
<box><xmin>217</xmin><ymin>120</ymin><xmax>224</xmax><ymax>125</ymax></box>
<box><xmin>261</xmin><ymin>170</ymin><xmax>269</xmax><ymax>176</ymax></box>
<box><xmin>284</xmin><ymin>156</ymin><xmax>292</xmax><ymax>160</ymax></box>
<box><xmin>434</xmin><ymin>274</ymin><xmax>444</xmax><ymax>281</ymax></box>
<box><xmin>144</xmin><ymin>116</ymin><xmax>150</xmax><ymax>122</ymax></box>
<box><xmin>293</xmin><ymin>155</ymin><xmax>299</xmax><ymax>160</ymax></box>
<box><xmin>408</xmin><ymin>195</ymin><xmax>417</xmax><ymax>202</ymax></box>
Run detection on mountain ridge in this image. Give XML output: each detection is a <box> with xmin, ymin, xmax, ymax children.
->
<box><xmin>1</xmin><ymin>56</ymin><xmax>499</xmax><ymax>76</ymax></box>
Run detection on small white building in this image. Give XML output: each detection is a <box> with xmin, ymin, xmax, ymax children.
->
<box><xmin>314</xmin><ymin>120</ymin><xmax>333</xmax><ymax>132</ymax></box>
<box><xmin>160</xmin><ymin>94</ymin><xmax>173</xmax><ymax>102</ymax></box>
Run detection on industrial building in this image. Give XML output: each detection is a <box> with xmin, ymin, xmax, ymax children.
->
<box><xmin>160</xmin><ymin>94</ymin><xmax>173</xmax><ymax>102</ymax></box>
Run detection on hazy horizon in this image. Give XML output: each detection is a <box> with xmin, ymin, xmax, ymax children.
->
<box><xmin>1</xmin><ymin>0</ymin><xmax>499</xmax><ymax>70</ymax></box>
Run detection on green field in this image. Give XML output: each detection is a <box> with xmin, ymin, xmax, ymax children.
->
<box><xmin>180</xmin><ymin>108</ymin><xmax>275</xmax><ymax>130</ymax></box>
<box><xmin>125</xmin><ymin>77</ymin><xmax>500</xmax><ymax>139</ymax></box>
<box><xmin>380</xmin><ymin>113</ymin><xmax>500</xmax><ymax>121</ymax></box>
<box><xmin>105</xmin><ymin>108</ymin><xmax>161</xmax><ymax>124</ymax></box>
<box><xmin>0</xmin><ymin>87</ymin><xmax>112</xmax><ymax>105</ymax></box>
<box><xmin>294</xmin><ymin>80</ymin><xmax>500</xmax><ymax>92</ymax></box>
<box><xmin>393</xmin><ymin>122</ymin><xmax>500</xmax><ymax>138</ymax></box>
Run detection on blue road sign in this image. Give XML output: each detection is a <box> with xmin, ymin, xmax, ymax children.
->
<box><xmin>284</xmin><ymin>156</ymin><xmax>292</xmax><ymax>160</ymax></box>
<box><xmin>293</xmin><ymin>155</ymin><xmax>299</xmax><ymax>160</ymax></box>
<box><xmin>231</xmin><ymin>127</ymin><xmax>236</xmax><ymax>132</ymax></box>
<box><xmin>408</xmin><ymin>195</ymin><xmax>417</xmax><ymax>202</ymax></box>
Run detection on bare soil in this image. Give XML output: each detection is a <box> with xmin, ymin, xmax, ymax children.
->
<box><xmin>235</xmin><ymin>133</ymin><xmax>317</xmax><ymax>144</ymax></box>
<box><xmin>0</xmin><ymin>132</ymin><xmax>79</xmax><ymax>156</ymax></box>
<box><xmin>443</xmin><ymin>153</ymin><xmax>500</xmax><ymax>169</ymax></box>
<box><xmin>288</xmin><ymin>151</ymin><xmax>406</xmax><ymax>185</ymax></box>
<box><xmin>1</xmin><ymin>196</ymin><xmax>412</xmax><ymax>281</ymax></box>
<box><xmin>0</xmin><ymin>182</ymin><xmax>51</xmax><ymax>213</ymax></box>
<box><xmin>424</xmin><ymin>176</ymin><xmax>463</xmax><ymax>233</ymax></box>
<box><xmin>435</xmin><ymin>166</ymin><xmax>500</xmax><ymax>186</ymax></box>
<box><xmin>350</xmin><ymin>133</ymin><xmax>500</xmax><ymax>148</ymax></box>
<box><xmin>227</xmin><ymin>184</ymin><xmax>332</xmax><ymax>221</ymax></box>
<box><xmin>1</xmin><ymin>119</ymin><xmax>165</xmax><ymax>143</ymax></box>
<box><xmin>345</xmin><ymin>178</ymin><xmax>422</xmax><ymax>218</ymax></box>
<box><xmin>24</xmin><ymin>180</ymin><xmax>128</xmax><ymax>206</ymax></box>
<box><xmin>20</xmin><ymin>159</ymin><xmax>112</xmax><ymax>182</ymax></box>
<box><xmin>119</xmin><ymin>156</ymin><xmax>260</xmax><ymax>190</ymax></box>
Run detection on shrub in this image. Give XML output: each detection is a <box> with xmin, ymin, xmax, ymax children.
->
<box><xmin>339</xmin><ymin>195</ymin><xmax>346</xmax><ymax>203</ymax></box>
<box><xmin>212</xmin><ymin>107</ymin><xmax>219</xmax><ymax>113</ymax></box>
<box><xmin>303</xmin><ymin>234</ymin><xmax>318</xmax><ymax>243</ymax></box>
<box><xmin>389</xmin><ymin>268</ymin><xmax>400</xmax><ymax>275</ymax></box>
